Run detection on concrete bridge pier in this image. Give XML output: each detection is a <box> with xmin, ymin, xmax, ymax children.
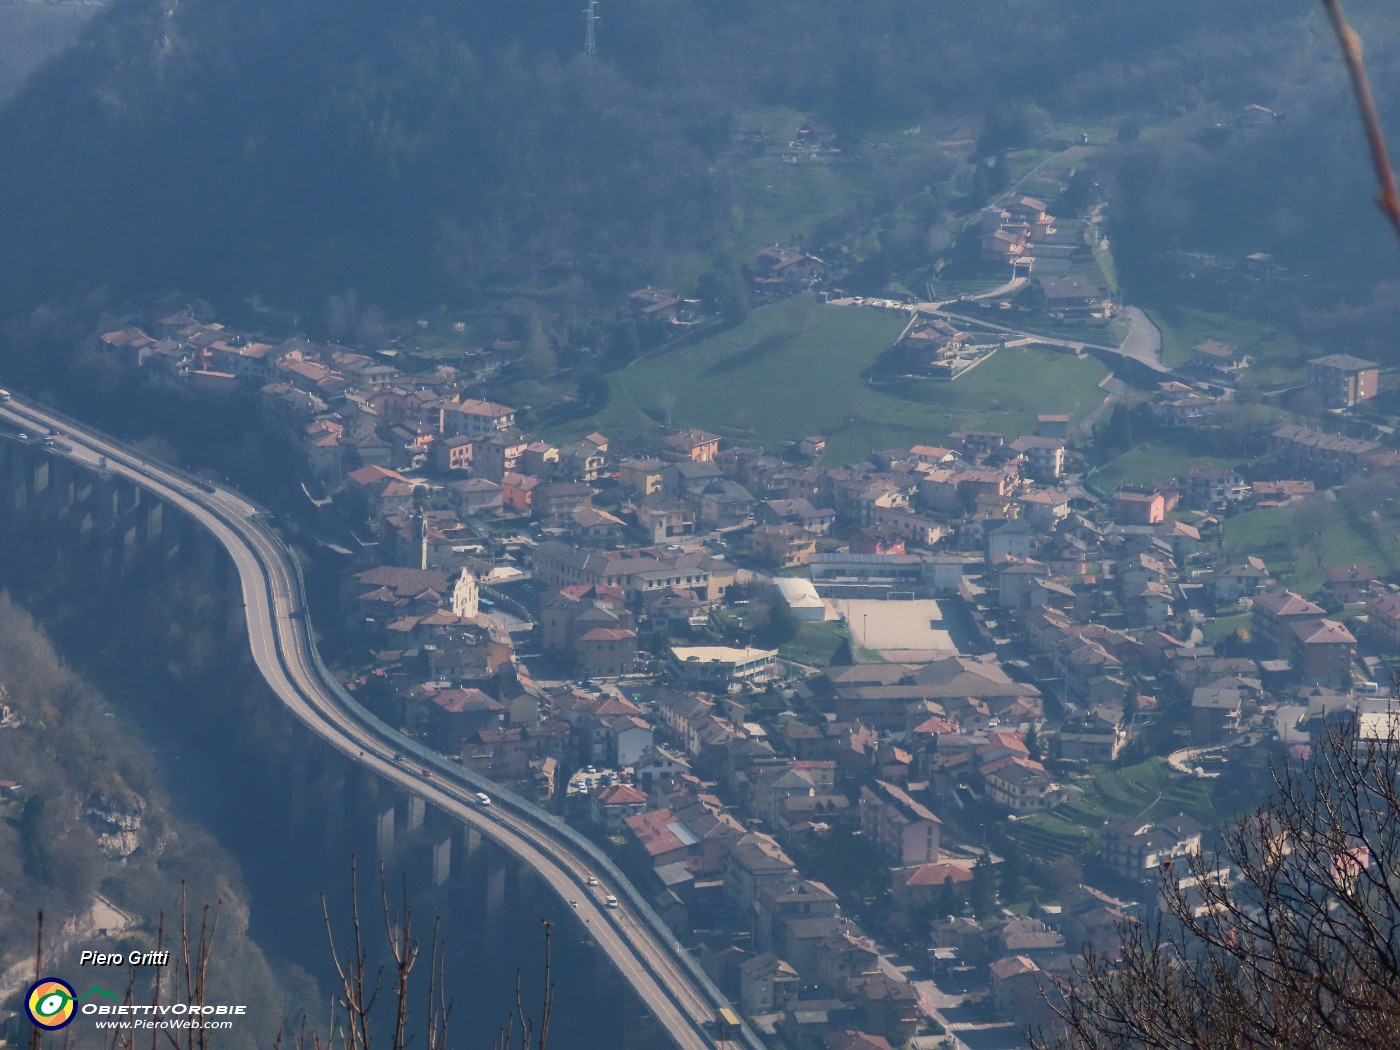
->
<box><xmin>454</xmin><ymin>832</ymin><xmax>510</xmax><ymax>930</ymax></box>
<box><xmin>0</xmin><ymin>442</ymin><xmax>223</xmax><ymax>574</ymax></box>
<box><xmin>313</xmin><ymin>745</ymin><xmax>357</xmax><ymax>859</ymax></box>
<box><xmin>339</xmin><ymin>760</ymin><xmax>433</xmax><ymax>868</ymax></box>
<box><xmin>456</xmin><ymin>824</ymin><xmax>489</xmax><ymax>887</ymax></box>
<box><xmin>46</xmin><ymin>454</ymin><xmax>80</xmax><ymax>524</ymax></box>
<box><xmin>258</xmin><ymin>731</ymin><xmax>360</xmax><ymax>867</ymax></box>
<box><xmin>25</xmin><ymin>453</ymin><xmax>49</xmax><ymax>505</ymax></box>
<box><xmin>374</xmin><ymin>795</ymin><xmax>397</xmax><ymax>859</ymax></box>
<box><xmin>429</xmin><ymin>828</ymin><xmax>453</xmax><ymax>887</ymax></box>
<box><xmin>402</xmin><ymin>792</ymin><xmax>426</xmax><ymax>836</ymax></box>
<box><xmin>413</xmin><ymin>807</ymin><xmax>456</xmax><ymax>888</ymax></box>
<box><xmin>484</xmin><ymin>852</ymin><xmax>508</xmax><ymax>923</ymax></box>
<box><xmin>89</xmin><ymin>469</ymin><xmax>149</xmax><ymax>573</ymax></box>
<box><xmin>273</xmin><ymin>728</ymin><xmax>315</xmax><ymax>839</ymax></box>
<box><xmin>0</xmin><ymin>441</ymin><xmax>26</xmax><ymax>508</ymax></box>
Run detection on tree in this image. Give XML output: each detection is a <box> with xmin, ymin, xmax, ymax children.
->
<box><xmin>657</xmin><ymin>390</ymin><xmax>677</xmax><ymax>425</ymax></box>
<box><xmin>997</xmin><ymin>837</ymin><xmax>1028</xmax><ymax>904</ymax></box>
<box><xmin>523</xmin><ymin>316</ymin><xmax>557</xmax><ymax>376</ymax></box>
<box><xmin>1097</xmin><ymin>403</ymin><xmax>1137</xmax><ymax>458</ymax></box>
<box><xmin>1060</xmin><ymin>168</ymin><xmax>1100</xmax><ymax>216</ymax></box>
<box><xmin>973</xmin><ymin>153</ymin><xmax>1010</xmax><ymax>202</ymax></box>
<box><xmin>970</xmin><ymin>854</ymin><xmax>998</xmax><ymax>920</ymax></box>
<box><xmin>937</xmin><ymin>875</ymin><xmax>961</xmax><ymax>919</ymax></box>
<box><xmin>601</xmin><ymin>320</ymin><xmax>641</xmax><ymax>367</ymax></box>
<box><xmin>297</xmin><ymin>858</ymin><xmax>555</xmax><ymax>1050</ymax></box>
<box><xmin>697</xmin><ymin>259</ymin><xmax>750</xmax><ymax>325</ymax></box>
<box><xmin>1289</xmin><ymin>494</ymin><xmax>1342</xmax><ymax>548</ymax></box>
<box><xmin>576</xmin><ymin>369</ymin><xmax>610</xmax><ymax>411</ymax></box>
<box><xmin>977</xmin><ymin>102</ymin><xmax>1038</xmax><ymax>156</ymax></box>
<box><xmin>1033</xmin><ymin>718</ymin><xmax>1400</xmax><ymax>1050</ymax></box>
<box><xmin>755</xmin><ymin>588</ymin><xmax>799</xmax><ymax>647</ymax></box>
<box><xmin>19</xmin><ymin>795</ymin><xmax>53</xmax><ymax>886</ymax></box>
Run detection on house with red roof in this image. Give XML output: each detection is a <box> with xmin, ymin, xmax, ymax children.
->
<box><xmin>346</xmin><ymin>464</ymin><xmax>417</xmax><ymax>518</ymax></box>
<box><xmin>427</xmin><ymin>687</ymin><xmax>505</xmax><ymax>752</ymax></box>
<box><xmin>889</xmin><ymin>862</ymin><xmax>974</xmax><ymax>908</ymax></box>
<box><xmin>590</xmin><ymin>782</ymin><xmax>649</xmax><ymax>833</ymax></box>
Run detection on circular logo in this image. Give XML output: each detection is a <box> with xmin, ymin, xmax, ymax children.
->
<box><xmin>26</xmin><ymin>978</ymin><xmax>77</xmax><ymax>1029</ymax></box>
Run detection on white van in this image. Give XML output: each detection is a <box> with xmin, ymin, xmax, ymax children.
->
<box><xmin>605</xmin><ymin>895</ymin><xmax>619</xmax><ymax>909</ymax></box>
<box><xmin>475</xmin><ymin>792</ymin><xmax>492</xmax><ymax>806</ymax></box>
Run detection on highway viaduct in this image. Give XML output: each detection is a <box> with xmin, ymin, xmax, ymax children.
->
<box><xmin>0</xmin><ymin>394</ymin><xmax>756</xmax><ymax>1050</ymax></box>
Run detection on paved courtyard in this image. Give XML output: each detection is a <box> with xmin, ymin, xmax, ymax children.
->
<box><xmin>834</xmin><ymin>598</ymin><xmax>962</xmax><ymax>657</ymax></box>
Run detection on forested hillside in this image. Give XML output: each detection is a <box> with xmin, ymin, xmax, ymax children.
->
<box><xmin>0</xmin><ymin>0</ymin><xmax>1390</xmax><ymax>364</ymax></box>
<box><xmin>605</xmin><ymin>0</ymin><xmax>1291</xmax><ymax>121</ymax></box>
<box><xmin>0</xmin><ymin>593</ymin><xmax>294</xmax><ymax>1048</ymax></box>
<box><xmin>0</xmin><ymin>0</ymin><xmax>731</xmax><ymax>319</ymax></box>
<box><xmin>1103</xmin><ymin>3</ymin><xmax>1400</xmax><ymax>360</ymax></box>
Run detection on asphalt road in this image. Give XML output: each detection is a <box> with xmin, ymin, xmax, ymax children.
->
<box><xmin>0</xmin><ymin>395</ymin><xmax>735</xmax><ymax>1050</ymax></box>
<box><xmin>924</xmin><ymin>306</ymin><xmax>1169</xmax><ymax>374</ymax></box>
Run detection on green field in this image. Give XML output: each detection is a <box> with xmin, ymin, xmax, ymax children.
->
<box><xmin>560</xmin><ymin>301</ymin><xmax>1110</xmax><ymax>464</ymax></box>
<box><xmin>1224</xmin><ymin>505</ymin><xmax>1400</xmax><ymax>594</ymax></box>
<box><xmin>1057</xmin><ymin>759</ymin><xmax>1218</xmax><ymax>827</ymax></box>
<box><xmin>1202</xmin><ymin>612</ymin><xmax>1251</xmax><ymax>645</ymax></box>
<box><xmin>1093</xmin><ymin>441</ymin><xmax>1245</xmax><ymax>492</ymax></box>
<box><xmin>1006</xmin><ymin>812</ymin><xmax>1096</xmax><ymax>860</ymax></box>
<box><xmin>1010</xmin><ymin>760</ymin><xmax>1221</xmax><ymax>863</ymax></box>
<box><xmin>1144</xmin><ymin>304</ymin><xmax>1283</xmax><ymax>371</ymax></box>
<box><xmin>1093</xmin><ymin>241</ymin><xmax>1119</xmax><ymax>293</ymax></box>
<box><xmin>780</xmin><ymin>621</ymin><xmax>849</xmax><ymax>668</ymax></box>
<box><xmin>1008</xmin><ymin>756</ymin><xmax>1262</xmax><ymax>865</ymax></box>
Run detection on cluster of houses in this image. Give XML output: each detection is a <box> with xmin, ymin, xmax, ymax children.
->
<box><xmin>976</xmin><ymin>193</ymin><xmax>1111</xmax><ymax>299</ymax></box>
<box><xmin>626</xmin><ymin>241</ymin><xmax>832</xmax><ymax>326</ymax></box>
<box><xmin>886</xmin><ymin>317</ymin><xmax>1005</xmax><ymax>380</ymax></box>
<box><xmin>99</xmin><ymin>310</ymin><xmax>534</xmax><ymax>490</ymax></box>
<box><xmin>978</xmin><ymin>196</ymin><xmax>1060</xmax><ymax>270</ymax></box>
<box><xmin>1159</xmin><ymin>345</ymin><xmax>1377</xmax><ymax>411</ymax></box>
<box><xmin>90</xmin><ymin>301</ymin><xmax>1400</xmax><ymax>1044</ymax></box>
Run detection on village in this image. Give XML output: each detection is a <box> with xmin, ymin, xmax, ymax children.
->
<box><xmin>87</xmin><ymin>217</ymin><xmax>1400</xmax><ymax>1049</ymax></box>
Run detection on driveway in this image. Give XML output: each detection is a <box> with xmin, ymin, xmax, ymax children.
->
<box><xmin>1081</xmin><ymin>375</ymin><xmax>1130</xmax><ymax>430</ymax></box>
<box><xmin>1115</xmin><ymin>306</ymin><xmax>1167</xmax><ymax>372</ymax></box>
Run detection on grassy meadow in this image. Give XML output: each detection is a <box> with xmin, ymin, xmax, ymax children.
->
<box><xmin>559</xmin><ymin>300</ymin><xmax>1110</xmax><ymax>464</ymax></box>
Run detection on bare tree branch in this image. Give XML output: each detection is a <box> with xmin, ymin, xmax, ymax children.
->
<box><xmin>29</xmin><ymin>911</ymin><xmax>43</xmax><ymax>1050</ymax></box>
<box><xmin>1322</xmin><ymin>0</ymin><xmax>1400</xmax><ymax>238</ymax></box>
<box><xmin>1034</xmin><ymin>720</ymin><xmax>1400</xmax><ymax>1049</ymax></box>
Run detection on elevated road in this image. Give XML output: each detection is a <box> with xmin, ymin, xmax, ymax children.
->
<box><xmin>0</xmin><ymin>393</ymin><xmax>753</xmax><ymax>1050</ymax></box>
